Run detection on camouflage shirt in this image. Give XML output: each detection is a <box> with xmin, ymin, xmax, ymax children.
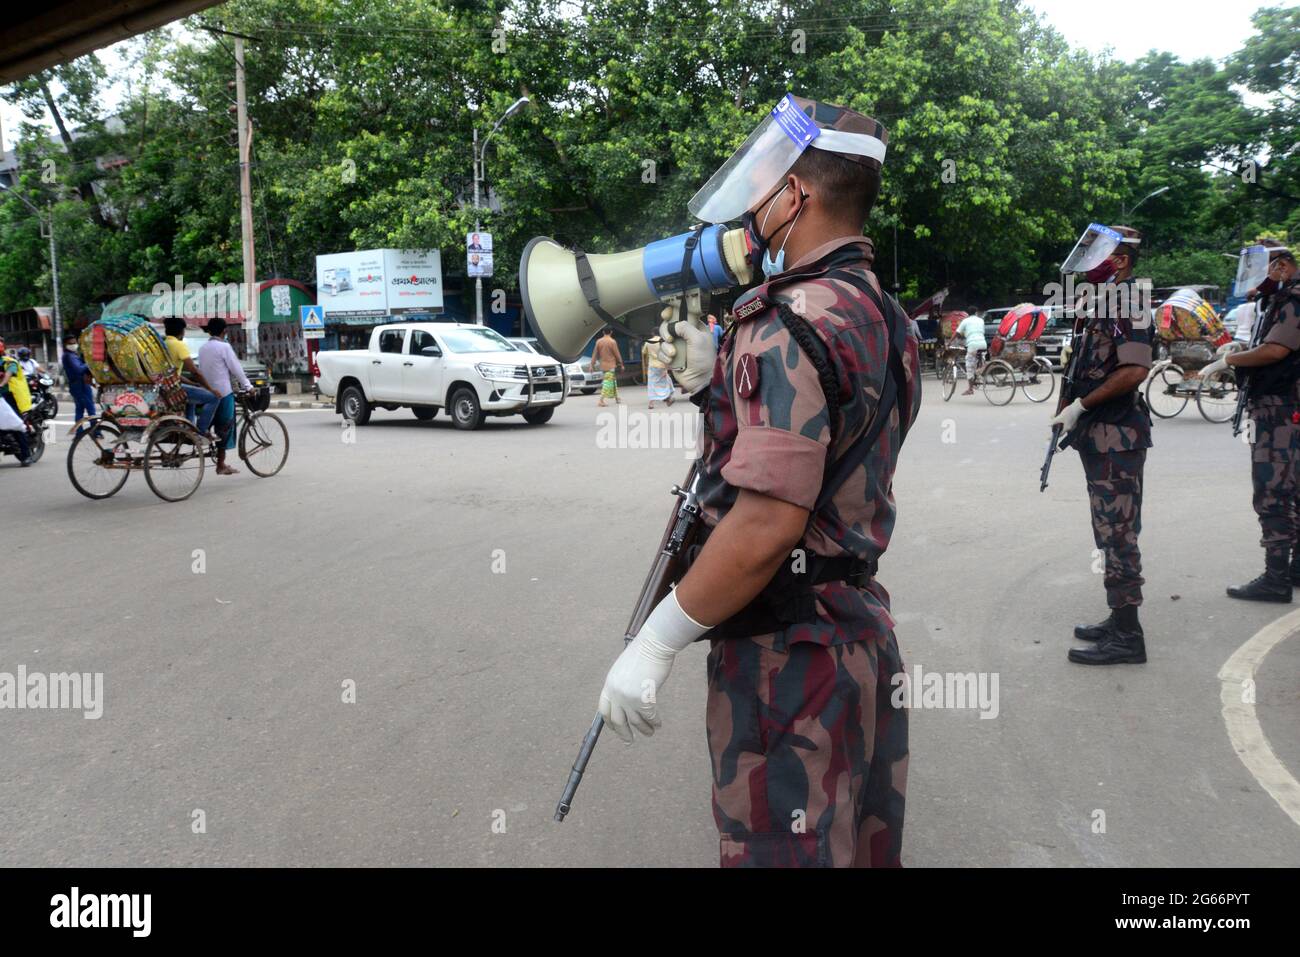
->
<box><xmin>1072</xmin><ymin>278</ymin><xmax>1154</xmax><ymax>454</ymax></box>
<box><xmin>696</xmin><ymin>236</ymin><xmax>922</xmax><ymax>648</ymax></box>
<box><xmin>1247</xmin><ymin>282</ymin><xmax>1300</xmax><ymax>412</ymax></box>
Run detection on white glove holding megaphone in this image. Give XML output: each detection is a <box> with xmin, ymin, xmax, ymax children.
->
<box><xmin>657</xmin><ymin>310</ymin><xmax>717</xmax><ymax>395</ymax></box>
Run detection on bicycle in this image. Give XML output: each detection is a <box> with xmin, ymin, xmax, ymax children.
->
<box><xmin>68</xmin><ymin>389</ymin><xmax>289</xmax><ymax>502</ymax></box>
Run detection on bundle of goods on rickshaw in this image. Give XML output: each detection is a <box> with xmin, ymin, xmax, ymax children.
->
<box><xmin>80</xmin><ymin>314</ymin><xmax>186</xmax><ymax>421</ymax></box>
<box><xmin>998</xmin><ymin>303</ymin><xmax>1049</xmax><ymax>342</ymax></box>
<box><xmin>1156</xmin><ymin>288</ymin><xmax>1230</xmax><ymax>347</ymax></box>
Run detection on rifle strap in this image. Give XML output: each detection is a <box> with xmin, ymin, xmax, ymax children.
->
<box><xmin>813</xmin><ymin>270</ymin><xmax>911</xmax><ymax>514</ymax></box>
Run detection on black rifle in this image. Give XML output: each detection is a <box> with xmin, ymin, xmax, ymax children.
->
<box><xmin>1231</xmin><ymin>295</ymin><xmax>1269</xmax><ymax>436</ymax></box>
<box><xmin>1041</xmin><ymin>311</ymin><xmax>1089</xmax><ymax>492</ymax></box>
<box><xmin>553</xmin><ymin>464</ymin><xmax>702</xmax><ymax>822</ymax></box>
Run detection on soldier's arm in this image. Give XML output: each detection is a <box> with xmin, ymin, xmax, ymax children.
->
<box><xmin>1081</xmin><ymin>365</ymin><xmax>1146</xmax><ymax>407</ymax></box>
<box><xmin>1081</xmin><ymin>327</ymin><xmax>1150</xmax><ymax>408</ymax></box>
<box><xmin>1228</xmin><ymin>343</ymin><xmax>1291</xmax><ymax>367</ymax></box>
<box><xmin>674</xmin><ymin>315</ymin><xmax>830</xmax><ymax>626</ymax></box>
<box><xmin>676</xmin><ymin>490</ymin><xmax>808</xmax><ymax>625</ymax></box>
<box><xmin>1229</xmin><ymin>301</ymin><xmax>1299</xmax><ymax>367</ymax></box>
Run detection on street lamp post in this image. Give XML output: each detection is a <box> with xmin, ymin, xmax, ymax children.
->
<box><xmin>0</xmin><ymin>184</ymin><xmax>61</xmax><ymax>362</ymax></box>
<box><xmin>1123</xmin><ymin>185</ymin><xmax>1170</xmax><ymax>219</ymax></box>
<box><xmin>472</xmin><ymin>97</ymin><xmax>529</xmax><ymax>324</ymax></box>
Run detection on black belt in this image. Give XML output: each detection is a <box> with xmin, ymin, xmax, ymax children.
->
<box><xmin>806</xmin><ymin>554</ymin><xmax>877</xmax><ymax>589</ymax></box>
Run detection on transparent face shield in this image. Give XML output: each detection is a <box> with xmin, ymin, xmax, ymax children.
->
<box><xmin>1234</xmin><ymin>245</ymin><xmax>1270</xmax><ymax>297</ymax></box>
<box><xmin>689</xmin><ymin>113</ymin><xmax>806</xmax><ymax>225</ymax></box>
<box><xmin>688</xmin><ymin>94</ymin><xmax>887</xmax><ymax>224</ymax></box>
<box><xmin>1061</xmin><ymin>223</ymin><xmax>1123</xmax><ymax>274</ymax></box>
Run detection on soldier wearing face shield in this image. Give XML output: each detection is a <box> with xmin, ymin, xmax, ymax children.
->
<box><xmin>1201</xmin><ymin>240</ymin><xmax>1300</xmax><ymax>601</ymax></box>
<box><xmin>1051</xmin><ymin>225</ymin><xmax>1154</xmax><ymax>665</ymax></box>
<box><xmin>595</xmin><ymin>95</ymin><xmax>920</xmax><ymax>867</ymax></box>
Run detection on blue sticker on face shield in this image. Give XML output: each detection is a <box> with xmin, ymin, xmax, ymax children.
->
<box><xmin>772</xmin><ymin>94</ymin><xmax>820</xmax><ymax>149</ymax></box>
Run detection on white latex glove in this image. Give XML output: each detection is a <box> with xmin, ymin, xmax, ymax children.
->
<box><xmin>657</xmin><ymin>317</ymin><xmax>717</xmax><ymax>396</ymax></box>
<box><xmin>1049</xmin><ymin>397</ymin><xmax>1087</xmax><ymax>432</ymax></box>
<box><xmin>1201</xmin><ymin>356</ymin><xmax>1229</xmax><ymax>379</ymax></box>
<box><xmin>598</xmin><ymin>590</ymin><xmax>708</xmax><ymax>742</ymax></box>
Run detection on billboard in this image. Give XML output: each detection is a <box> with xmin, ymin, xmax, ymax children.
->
<box><xmin>384</xmin><ymin>248</ymin><xmax>444</xmax><ymax>315</ymax></box>
<box><xmin>315</xmin><ymin>248</ymin><xmax>444</xmax><ymax>320</ymax></box>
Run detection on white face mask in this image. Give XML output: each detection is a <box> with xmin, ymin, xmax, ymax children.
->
<box><xmin>66</xmin><ymin>344</ymin><xmax>79</xmax><ymax>353</ymax></box>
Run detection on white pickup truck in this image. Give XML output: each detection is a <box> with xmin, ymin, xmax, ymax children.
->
<box><xmin>314</xmin><ymin>322</ymin><xmax>566</xmax><ymax>429</ymax></box>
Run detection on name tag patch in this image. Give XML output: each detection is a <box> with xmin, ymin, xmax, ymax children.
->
<box><xmin>733</xmin><ymin>297</ymin><xmax>767</xmax><ymax>321</ymax></box>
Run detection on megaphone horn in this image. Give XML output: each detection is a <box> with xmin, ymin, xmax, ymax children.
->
<box><xmin>520</xmin><ymin>224</ymin><xmax>751</xmax><ymax>363</ymax></box>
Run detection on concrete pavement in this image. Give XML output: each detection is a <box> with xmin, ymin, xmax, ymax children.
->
<box><xmin>2</xmin><ymin>382</ymin><xmax>1298</xmax><ymax>866</ymax></box>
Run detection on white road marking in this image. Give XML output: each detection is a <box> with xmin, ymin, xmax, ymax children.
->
<box><xmin>1218</xmin><ymin>607</ymin><xmax>1300</xmax><ymax>829</ymax></box>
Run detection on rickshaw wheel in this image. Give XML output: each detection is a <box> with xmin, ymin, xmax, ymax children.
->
<box><xmin>1145</xmin><ymin>363</ymin><xmax>1188</xmax><ymax>418</ymax></box>
<box><xmin>67</xmin><ymin>420</ymin><xmax>130</xmax><ymax>500</ymax></box>
<box><xmin>982</xmin><ymin>359</ymin><xmax>1016</xmax><ymax>406</ymax></box>
<box><xmin>1197</xmin><ymin>370</ymin><xmax>1238</xmax><ymax>424</ymax></box>
<box><xmin>941</xmin><ymin>360</ymin><xmax>959</xmax><ymax>401</ymax></box>
<box><xmin>239</xmin><ymin>411</ymin><xmax>289</xmax><ymax>477</ymax></box>
<box><xmin>1022</xmin><ymin>358</ymin><xmax>1056</xmax><ymax>404</ymax></box>
<box><xmin>144</xmin><ymin>421</ymin><xmax>206</xmax><ymax>502</ymax></box>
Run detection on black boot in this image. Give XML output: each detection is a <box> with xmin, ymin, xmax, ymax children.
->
<box><xmin>1290</xmin><ymin>549</ymin><xmax>1300</xmax><ymax>587</ymax></box>
<box><xmin>1073</xmin><ymin>613</ymin><xmax>1116</xmax><ymax>642</ymax></box>
<box><xmin>1068</xmin><ymin>605</ymin><xmax>1146</xmax><ymax>665</ymax></box>
<box><xmin>1226</xmin><ymin>551</ymin><xmax>1292</xmax><ymax>603</ymax></box>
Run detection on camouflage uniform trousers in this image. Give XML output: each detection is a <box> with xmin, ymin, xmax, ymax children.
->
<box><xmin>1248</xmin><ymin>406</ymin><xmax>1300</xmax><ymax>554</ymax></box>
<box><xmin>705</xmin><ymin>630</ymin><xmax>907</xmax><ymax>868</ymax></box>
<box><xmin>1080</xmin><ymin>450</ymin><xmax>1146</xmax><ymax>608</ymax></box>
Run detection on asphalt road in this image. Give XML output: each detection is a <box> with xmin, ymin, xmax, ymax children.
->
<box><xmin>2</xmin><ymin>379</ymin><xmax>1298</xmax><ymax>867</ymax></box>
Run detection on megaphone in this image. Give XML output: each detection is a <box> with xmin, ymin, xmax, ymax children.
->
<box><xmin>520</xmin><ymin>224</ymin><xmax>752</xmax><ymax>362</ymax></box>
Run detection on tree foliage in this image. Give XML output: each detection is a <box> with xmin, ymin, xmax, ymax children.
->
<box><xmin>1</xmin><ymin>0</ymin><xmax>1295</xmax><ymax>322</ymax></box>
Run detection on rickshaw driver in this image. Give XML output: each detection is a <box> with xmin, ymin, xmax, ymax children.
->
<box><xmin>196</xmin><ymin>318</ymin><xmax>253</xmax><ymax>476</ymax></box>
<box><xmin>955</xmin><ymin>311</ymin><xmax>987</xmax><ymax>395</ymax></box>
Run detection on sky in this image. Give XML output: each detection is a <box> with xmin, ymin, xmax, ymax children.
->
<box><xmin>1026</xmin><ymin>0</ymin><xmax>1274</xmax><ymax>63</ymax></box>
<box><xmin>2</xmin><ymin>0</ymin><xmax>1293</xmax><ymax>150</ymax></box>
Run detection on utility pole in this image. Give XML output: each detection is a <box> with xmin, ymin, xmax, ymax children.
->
<box><xmin>234</xmin><ymin>36</ymin><xmax>258</xmax><ymax>356</ymax></box>
<box><xmin>473</xmin><ymin>126</ymin><xmax>482</xmax><ymax>324</ymax></box>
<box><xmin>46</xmin><ymin>201</ymin><xmax>61</xmax><ymax>358</ymax></box>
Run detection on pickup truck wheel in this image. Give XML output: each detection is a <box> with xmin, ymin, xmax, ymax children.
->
<box><xmin>412</xmin><ymin>405</ymin><xmax>438</xmax><ymax>421</ymax></box>
<box><xmin>450</xmin><ymin>388</ymin><xmax>485</xmax><ymax>431</ymax></box>
<box><xmin>340</xmin><ymin>385</ymin><xmax>371</xmax><ymax>425</ymax></box>
<box><xmin>521</xmin><ymin>407</ymin><xmax>554</xmax><ymax>425</ymax></box>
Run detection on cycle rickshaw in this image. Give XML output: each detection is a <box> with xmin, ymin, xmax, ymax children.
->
<box><xmin>1143</xmin><ymin>288</ymin><xmax>1237</xmax><ymax>422</ymax></box>
<box><xmin>66</xmin><ymin>314</ymin><xmax>290</xmax><ymax>502</ymax></box>
<box><xmin>940</xmin><ymin>303</ymin><xmax>1056</xmax><ymax>405</ymax></box>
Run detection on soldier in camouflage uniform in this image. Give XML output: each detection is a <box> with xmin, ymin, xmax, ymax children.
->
<box><xmin>1202</xmin><ymin>243</ymin><xmax>1300</xmax><ymax>601</ymax></box>
<box><xmin>1051</xmin><ymin>226</ymin><xmax>1154</xmax><ymax>665</ymax></box>
<box><xmin>597</xmin><ymin>97</ymin><xmax>920</xmax><ymax>867</ymax></box>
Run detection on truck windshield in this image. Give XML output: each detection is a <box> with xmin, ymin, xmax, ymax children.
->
<box><xmin>440</xmin><ymin>328</ymin><xmax>517</xmax><ymax>353</ymax></box>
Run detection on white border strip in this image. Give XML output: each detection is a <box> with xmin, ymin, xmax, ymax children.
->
<box><xmin>1217</xmin><ymin>607</ymin><xmax>1300</xmax><ymax>828</ymax></box>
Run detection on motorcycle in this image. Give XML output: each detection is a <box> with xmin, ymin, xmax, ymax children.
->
<box><xmin>0</xmin><ymin>408</ymin><xmax>47</xmax><ymax>466</ymax></box>
<box><xmin>28</xmin><ymin>373</ymin><xmax>58</xmax><ymax>420</ymax></box>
